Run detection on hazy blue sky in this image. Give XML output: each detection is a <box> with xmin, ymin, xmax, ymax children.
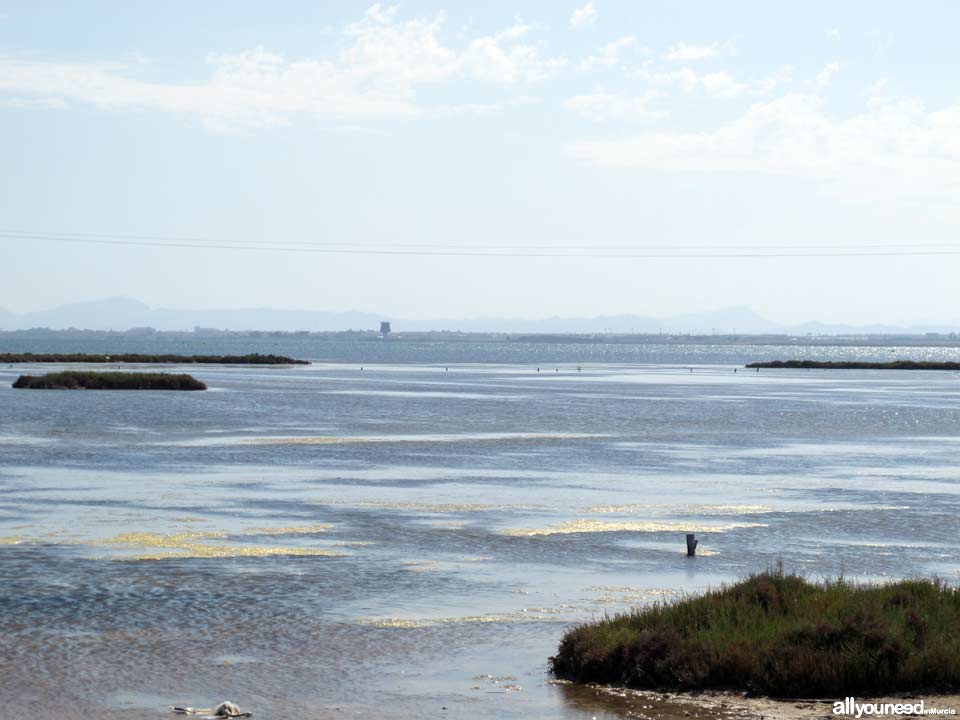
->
<box><xmin>1</xmin><ymin>1</ymin><xmax>958</xmax><ymax>325</ymax></box>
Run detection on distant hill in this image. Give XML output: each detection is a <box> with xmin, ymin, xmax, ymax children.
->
<box><xmin>411</xmin><ymin>306</ymin><xmax>777</xmax><ymax>334</ymax></box>
<box><xmin>0</xmin><ymin>297</ymin><xmax>955</xmax><ymax>335</ymax></box>
<box><xmin>0</xmin><ymin>297</ymin><xmax>383</xmax><ymax>332</ymax></box>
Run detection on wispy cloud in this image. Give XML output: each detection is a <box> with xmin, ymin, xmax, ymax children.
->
<box><xmin>579</xmin><ymin>36</ymin><xmax>646</xmax><ymax>71</ymax></box>
<box><xmin>663</xmin><ymin>42</ymin><xmax>733</xmax><ymax>62</ymax></box>
<box><xmin>564</xmin><ymin>88</ymin><xmax>665</xmax><ymax>120</ymax></box>
<box><xmin>868</xmin><ymin>29</ymin><xmax>895</xmax><ymax>56</ymax></box>
<box><xmin>0</xmin><ymin>5</ymin><xmax>565</xmax><ymax>130</ymax></box>
<box><xmin>462</xmin><ymin>22</ymin><xmax>566</xmax><ymax>83</ymax></box>
<box><xmin>639</xmin><ymin>66</ymin><xmax>747</xmax><ymax>98</ymax></box>
<box><xmin>569</xmin><ymin>2</ymin><xmax>598</xmax><ymax>29</ymax></box>
<box><xmin>815</xmin><ymin>61</ymin><xmax>840</xmax><ymax>88</ymax></box>
<box><xmin>572</xmin><ymin>93</ymin><xmax>960</xmax><ymax>203</ymax></box>
<box><xmin>753</xmin><ymin>66</ymin><xmax>795</xmax><ymax>96</ymax></box>
<box><xmin>863</xmin><ymin>77</ymin><xmax>889</xmax><ymax>98</ymax></box>
<box><xmin>3</xmin><ymin>96</ymin><xmax>69</xmax><ymax>109</ymax></box>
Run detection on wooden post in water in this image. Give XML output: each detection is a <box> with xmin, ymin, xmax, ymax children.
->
<box><xmin>686</xmin><ymin>533</ymin><xmax>698</xmax><ymax>557</ymax></box>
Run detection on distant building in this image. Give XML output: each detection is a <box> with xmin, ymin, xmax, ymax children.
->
<box><xmin>379</xmin><ymin>321</ymin><xmax>392</xmax><ymax>336</ymax></box>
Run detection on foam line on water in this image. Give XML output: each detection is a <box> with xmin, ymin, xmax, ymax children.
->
<box><xmin>236</xmin><ymin>432</ymin><xmax>608</xmax><ymax>446</ymax></box>
<box><xmin>502</xmin><ymin>519</ymin><xmax>768</xmax><ymax>537</ymax></box>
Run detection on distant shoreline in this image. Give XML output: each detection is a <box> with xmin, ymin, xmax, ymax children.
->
<box><xmin>747</xmin><ymin>360</ymin><xmax>960</xmax><ymax>370</ymax></box>
<box><xmin>0</xmin><ymin>353</ymin><xmax>308</xmax><ymax>365</ymax></box>
<box><xmin>2</xmin><ymin>328</ymin><xmax>960</xmax><ymax>349</ymax></box>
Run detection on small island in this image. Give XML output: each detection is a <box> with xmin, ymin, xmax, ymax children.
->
<box><xmin>13</xmin><ymin>371</ymin><xmax>207</xmax><ymax>390</ymax></box>
<box><xmin>747</xmin><ymin>360</ymin><xmax>960</xmax><ymax>370</ymax></box>
<box><xmin>551</xmin><ymin>572</ymin><xmax>960</xmax><ymax>697</ymax></box>
<box><xmin>0</xmin><ymin>353</ymin><xmax>308</xmax><ymax>365</ymax></box>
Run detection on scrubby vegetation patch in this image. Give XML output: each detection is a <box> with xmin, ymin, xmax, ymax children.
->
<box><xmin>551</xmin><ymin>572</ymin><xmax>960</xmax><ymax>697</ymax></box>
<box><xmin>13</xmin><ymin>371</ymin><xmax>207</xmax><ymax>390</ymax></box>
<box><xmin>747</xmin><ymin>360</ymin><xmax>960</xmax><ymax>370</ymax></box>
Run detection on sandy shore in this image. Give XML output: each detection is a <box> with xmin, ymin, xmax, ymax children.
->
<box><xmin>565</xmin><ymin>682</ymin><xmax>960</xmax><ymax>719</ymax></box>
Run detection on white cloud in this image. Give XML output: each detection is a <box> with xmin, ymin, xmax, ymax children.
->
<box><xmin>640</xmin><ymin>66</ymin><xmax>747</xmax><ymax>98</ymax></box>
<box><xmin>815</xmin><ymin>61</ymin><xmax>840</xmax><ymax>88</ymax></box>
<box><xmin>0</xmin><ymin>5</ymin><xmax>565</xmax><ymax>130</ymax></box>
<box><xmin>0</xmin><ymin>50</ymin><xmax>421</xmax><ymax>131</ymax></box>
<box><xmin>869</xmin><ymin>30</ymin><xmax>895</xmax><ymax>56</ymax></box>
<box><xmin>864</xmin><ymin>78</ymin><xmax>889</xmax><ymax>98</ymax></box>
<box><xmin>340</xmin><ymin>6</ymin><xmax>459</xmax><ymax>85</ymax></box>
<box><xmin>663</xmin><ymin>42</ymin><xmax>732</xmax><ymax>62</ymax></box>
<box><xmin>827</xmin><ymin>28</ymin><xmax>840</xmax><ymax>39</ymax></box>
<box><xmin>572</xmin><ymin>93</ymin><xmax>960</xmax><ymax>203</ymax></box>
<box><xmin>753</xmin><ymin>66</ymin><xmax>795</xmax><ymax>96</ymax></box>
<box><xmin>434</xmin><ymin>102</ymin><xmax>502</xmax><ymax>116</ymax></box>
<box><xmin>696</xmin><ymin>71</ymin><xmax>747</xmax><ymax>98</ymax></box>
<box><xmin>570</xmin><ymin>2</ymin><xmax>598</xmax><ymax>29</ymax></box>
<box><xmin>4</xmin><ymin>96</ymin><xmax>69</xmax><ymax>109</ymax></box>
<box><xmin>564</xmin><ymin>89</ymin><xmax>666</xmax><ymax>120</ymax></box>
<box><xmin>579</xmin><ymin>36</ymin><xmax>644</xmax><ymax>71</ymax></box>
<box><xmin>462</xmin><ymin>23</ymin><xmax>567</xmax><ymax>84</ymax></box>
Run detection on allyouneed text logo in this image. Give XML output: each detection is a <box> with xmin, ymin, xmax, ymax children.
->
<box><xmin>834</xmin><ymin>697</ymin><xmax>956</xmax><ymax>717</ymax></box>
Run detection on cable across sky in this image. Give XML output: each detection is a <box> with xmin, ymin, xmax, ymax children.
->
<box><xmin>2</xmin><ymin>230</ymin><xmax>959</xmax><ymax>260</ymax></box>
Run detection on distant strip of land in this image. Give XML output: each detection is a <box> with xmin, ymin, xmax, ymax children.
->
<box><xmin>13</xmin><ymin>371</ymin><xmax>207</xmax><ymax>390</ymax></box>
<box><xmin>746</xmin><ymin>360</ymin><xmax>960</xmax><ymax>370</ymax></box>
<box><xmin>551</xmin><ymin>572</ymin><xmax>960</xmax><ymax>697</ymax></box>
<box><xmin>5</xmin><ymin>328</ymin><xmax>960</xmax><ymax>349</ymax></box>
<box><xmin>0</xmin><ymin>353</ymin><xmax>308</xmax><ymax>365</ymax></box>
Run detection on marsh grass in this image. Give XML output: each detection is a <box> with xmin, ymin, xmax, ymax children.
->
<box><xmin>747</xmin><ymin>360</ymin><xmax>960</xmax><ymax>370</ymax></box>
<box><xmin>12</xmin><ymin>371</ymin><xmax>207</xmax><ymax>390</ymax></box>
<box><xmin>551</xmin><ymin>572</ymin><xmax>960</xmax><ymax>697</ymax></box>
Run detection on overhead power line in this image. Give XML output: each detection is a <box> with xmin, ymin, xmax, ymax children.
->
<box><xmin>1</xmin><ymin>230</ymin><xmax>958</xmax><ymax>259</ymax></box>
<box><xmin>2</xmin><ymin>228</ymin><xmax>959</xmax><ymax>251</ymax></box>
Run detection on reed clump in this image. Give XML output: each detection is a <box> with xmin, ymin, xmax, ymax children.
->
<box><xmin>13</xmin><ymin>371</ymin><xmax>207</xmax><ymax>390</ymax></box>
<box><xmin>747</xmin><ymin>360</ymin><xmax>960</xmax><ymax>370</ymax></box>
<box><xmin>551</xmin><ymin>572</ymin><xmax>960</xmax><ymax>697</ymax></box>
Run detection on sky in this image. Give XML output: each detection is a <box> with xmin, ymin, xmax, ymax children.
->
<box><xmin>1</xmin><ymin>1</ymin><xmax>958</xmax><ymax>326</ymax></box>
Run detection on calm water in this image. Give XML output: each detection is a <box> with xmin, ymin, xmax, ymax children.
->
<box><xmin>1</xmin><ymin>339</ymin><xmax>959</xmax><ymax>719</ymax></box>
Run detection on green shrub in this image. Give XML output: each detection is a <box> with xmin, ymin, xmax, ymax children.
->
<box><xmin>551</xmin><ymin>572</ymin><xmax>960</xmax><ymax>697</ymax></box>
<box><xmin>12</xmin><ymin>371</ymin><xmax>207</xmax><ymax>390</ymax></box>
<box><xmin>746</xmin><ymin>360</ymin><xmax>960</xmax><ymax>370</ymax></box>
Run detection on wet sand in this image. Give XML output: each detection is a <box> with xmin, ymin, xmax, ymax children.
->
<box><xmin>581</xmin><ymin>685</ymin><xmax>960</xmax><ymax>719</ymax></box>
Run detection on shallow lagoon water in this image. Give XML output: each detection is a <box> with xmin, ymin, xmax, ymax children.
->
<box><xmin>1</xmin><ymin>345</ymin><xmax>959</xmax><ymax>719</ymax></box>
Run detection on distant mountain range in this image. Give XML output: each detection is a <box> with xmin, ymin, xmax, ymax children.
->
<box><xmin>0</xmin><ymin>297</ymin><xmax>382</xmax><ymax>333</ymax></box>
<box><xmin>0</xmin><ymin>297</ymin><xmax>955</xmax><ymax>335</ymax></box>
